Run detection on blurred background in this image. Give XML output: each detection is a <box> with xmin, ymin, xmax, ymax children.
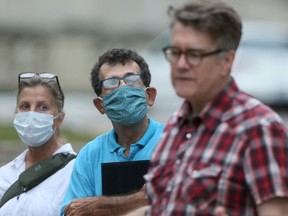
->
<box><xmin>0</xmin><ymin>0</ymin><xmax>288</xmax><ymax>165</ymax></box>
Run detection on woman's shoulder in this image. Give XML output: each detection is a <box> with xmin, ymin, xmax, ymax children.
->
<box><xmin>0</xmin><ymin>150</ymin><xmax>27</xmax><ymax>174</ymax></box>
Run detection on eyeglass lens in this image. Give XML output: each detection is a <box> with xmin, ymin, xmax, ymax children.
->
<box><xmin>102</xmin><ymin>74</ymin><xmax>141</xmax><ymax>89</ymax></box>
<box><xmin>164</xmin><ymin>47</ymin><xmax>202</xmax><ymax>65</ymax></box>
<box><xmin>163</xmin><ymin>47</ymin><xmax>223</xmax><ymax>66</ymax></box>
<box><xmin>19</xmin><ymin>72</ymin><xmax>56</xmax><ymax>79</ymax></box>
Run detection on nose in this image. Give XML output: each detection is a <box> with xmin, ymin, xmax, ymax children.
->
<box><xmin>27</xmin><ymin>104</ymin><xmax>37</xmax><ymax>112</ymax></box>
<box><xmin>176</xmin><ymin>53</ymin><xmax>190</xmax><ymax>69</ymax></box>
<box><xmin>119</xmin><ymin>79</ymin><xmax>126</xmax><ymax>87</ymax></box>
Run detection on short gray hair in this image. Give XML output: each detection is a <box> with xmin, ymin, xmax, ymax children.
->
<box><xmin>168</xmin><ymin>0</ymin><xmax>242</xmax><ymax>50</ymax></box>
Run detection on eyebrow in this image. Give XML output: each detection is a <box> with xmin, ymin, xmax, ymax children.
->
<box><xmin>169</xmin><ymin>45</ymin><xmax>210</xmax><ymax>52</ymax></box>
<box><xmin>104</xmin><ymin>72</ymin><xmax>140</xmax><ymax>79</ymax></box>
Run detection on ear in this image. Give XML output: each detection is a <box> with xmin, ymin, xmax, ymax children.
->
<box><xmin>93</xmin><ymin>98</ymin><xmax>105</xmax><ymax>114</ymax></box>
<box><xmin>221</xmin><ymin>50</ymin><xmax>235</xmax><ymax>76</ymax></box>
<box><xmin>145</xmin><ymin>87</ymin><xmax>157</xmax><ymax>107</ymax></box>
<box><xmin>55</xmin><ymin>112</ymin><xmax>65</xmax><ymax>128</ymax></box>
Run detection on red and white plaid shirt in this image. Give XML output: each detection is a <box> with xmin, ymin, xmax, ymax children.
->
<box><xmin>145</xmin><ymin>78</ymin><xmax>288</xmax><ymax>216</ymax></box>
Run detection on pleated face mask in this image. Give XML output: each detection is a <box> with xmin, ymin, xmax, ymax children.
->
<box><xmin>13</xmin><ymin>111</ymin><xmax>57</xmax><ymax>147</ymax></box>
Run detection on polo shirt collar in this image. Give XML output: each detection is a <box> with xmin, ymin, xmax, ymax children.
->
<box><xmin>108</xmin><ymin>118</ymin><xmax>155</xmax><ymax>153</ymax></box>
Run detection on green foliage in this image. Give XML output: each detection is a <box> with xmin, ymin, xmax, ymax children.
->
<box><xmin>0</xmin><ymin>124</ymin><xmax>96</xmax><ymax>147</ymax></box>
<box><xmin>61</xmin><ymin>129</ymin><xmax>96</xmax><ymax>147</ymax></box>
<box><xmin>0</xmin><ymin>124</ymin><xmax>98</xmax><ymax>165</ymax></box>
<box><xmin>0</xmin><ymin>124</ymin><xmax>18</xmax><ymax>140</ymax></box>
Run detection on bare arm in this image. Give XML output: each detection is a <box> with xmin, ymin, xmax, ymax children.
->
<box><xmin>257</xmin><ymin>197</ymin><xmax>288</xmax><ymax>216</ymax></box>
<box><xmin>213</xmin><ymin>198</ymin><xmax>288</xmax><ymax>216</ymax></box>
<box><xmin>213</xmin><ymin>206</ymin><xmax>228</xmax><ymax>216</ymax></box>
<box><xmin>64</xmin><ymin>186</ymin><xmax>148</xmax><ymax>216</ymax></box>
<box><xmin>125</xmin><ymin>205</ymin><xmax>150</xmax><ymax>216</ymax></box>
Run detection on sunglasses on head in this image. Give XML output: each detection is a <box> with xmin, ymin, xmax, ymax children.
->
<box><xmin>18</xmin><ymin>72</ymin><xmax>64</xmax><ymax>102</ymax></box>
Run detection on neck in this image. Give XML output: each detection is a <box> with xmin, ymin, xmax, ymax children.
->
<box><xmin>190</xmin><ymin>77</ymin><xmax>230</xmax><ymax>116</ymax></box>
<box><xmin>25</xmin><ymin>137</ymin><xmax>62</xmax><ymax>169</ymax></box>
<box><xmin>113</xmin><ymin>117</ymin><xmax>149</xmax><ymax>156</ymax></box>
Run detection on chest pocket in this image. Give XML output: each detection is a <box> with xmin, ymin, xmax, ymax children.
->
<box><xmin>145</xmin><ymin>161</ymin><xmax>175</xmax><ymax>198</ymax></box>
<box><xmin>181</xmin><ymin>163</ymin><xmax>222</xmax><ymax>211</ymax></box>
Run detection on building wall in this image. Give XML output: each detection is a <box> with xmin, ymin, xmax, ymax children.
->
<box><xmin>0</xmin><ymin>0</ymin><xmax>287</xmax><ymax>91</ymax></box>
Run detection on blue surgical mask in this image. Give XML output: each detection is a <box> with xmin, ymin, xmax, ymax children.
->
<box><xmin>13</xmin><ymin>111</ymin><xmax>57</xmax><ymax>147</ymax></box>
<box><xmin>100</xmin><ymin>85</ymin><xmax>148</xmax><ymax>125</ymax></box>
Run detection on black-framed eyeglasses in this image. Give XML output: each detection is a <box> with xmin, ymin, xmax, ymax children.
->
<box><xmin>101</xmin><ymin>73</ymin><xmax>142</xmax><ymax>90</ymax></box>
<box><xmin>163</xmin><ymin>46</ymin><xmax>224</xmax><ymax>66</ymax></box>
<box><xmin>18</xmin><ymin>72</ymin><xmax>64</xmax><ymax>103</ymax></box>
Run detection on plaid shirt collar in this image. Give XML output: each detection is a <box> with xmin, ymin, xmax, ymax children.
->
<box><xmin>173</xmin><ymin>77</ymin><xmax>240</xmax><ymax>131</ymax></box>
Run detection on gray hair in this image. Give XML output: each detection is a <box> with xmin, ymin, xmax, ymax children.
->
<box><xmin>168</xmin><ymin>0</ymin><xmax>242</xmax><ymax>50</ymax></box>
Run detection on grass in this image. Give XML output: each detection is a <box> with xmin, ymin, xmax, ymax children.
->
<box><xmin>0</xmin><ymin>124</ymin><xmax>18</xmax><ymax>140</ymax></box>
<box><xmin>0</xmin><ymin>124</ymin><xmax>97</xmax><ymax>152</ymax></box>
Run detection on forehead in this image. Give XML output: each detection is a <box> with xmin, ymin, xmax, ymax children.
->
<box><xmin>99</xmin><ymin>61</ymin><xmax>140</xmax><ymax>80</ymax></box>
<box><xmin>171</xmin><ymin>22</ymin><xmax>214</xmax><ymax>49</ymax></box>
<box><xmin>18</xmin><ymin>86</ymin><xmax>55</xmax><ymax>104</ymax></box>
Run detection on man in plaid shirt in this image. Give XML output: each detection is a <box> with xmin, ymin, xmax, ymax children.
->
<box><xmin>126</xmin><ymin>0</ymin><xmax>288</xmax><ymax>215</ymax></box>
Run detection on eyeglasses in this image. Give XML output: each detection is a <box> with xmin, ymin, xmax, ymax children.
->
<box><xmin>101</xmin><ymin>73</ymin><xmax>142</xmax><ymax>90</ymax></box>
<box><xmin>18</xmin><ymin>72</ymin><xmax>64</xmax><ymax>103</ymax></box>
<box><xmin>163</xmin><ymin>46</ymin><xmax>224</xmax><ymax>66</ymax></box>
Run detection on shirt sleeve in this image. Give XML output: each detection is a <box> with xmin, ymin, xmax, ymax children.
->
<box><xmin>60</xmin><ymin>148</ymin><xmax>96</xmax><ymax>215</ymax></box>
<box><xmin>243</xmin><ymin>122</ymin><xmax>288</xmax><ymax>205</ymax></box>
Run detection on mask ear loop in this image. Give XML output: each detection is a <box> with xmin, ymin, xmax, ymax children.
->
<box><xmin>53</xmin><ymin>113</ymin><xmax>60</xmax><ymax>120</ymax></box>
<box><xmin>53</xmin><ymin>111</ymin><xmax>65</xmax><ymax>120</ymax></box>
<box><xmin>53</xmin><ymin>112</ymin><xmax>66</xmax><ymax>140</ymax></box>
<box><xmin>52</xmin><ymin>112</ymin><xmax>64</xmax><ymax>132</ymax></box>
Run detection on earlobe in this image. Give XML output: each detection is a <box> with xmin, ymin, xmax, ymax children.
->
<box><xmin>93</xmin><ymin>98</ymin><xmax>105</xmax><ymax>114</ymax></box>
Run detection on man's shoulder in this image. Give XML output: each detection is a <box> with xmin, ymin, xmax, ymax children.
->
<box><xmin>79</xmin><ymin>130</ymin><xmax>114</xmax><ymax>152</ymax></box>
<box><xmin>148</xmin><ymin>118</ymin><xmax>165</xmax><ymax>131</ymax></box>
<box><xmin>224</xmin><ymin>92</ymin><xmax>284</xmax><ymax>130</ymax></box>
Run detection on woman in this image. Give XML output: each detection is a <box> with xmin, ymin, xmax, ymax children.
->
<box><xmin>0</xmin><ymin>72</ymin><xmax>76</xmax><ymax>215</ymax></box>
